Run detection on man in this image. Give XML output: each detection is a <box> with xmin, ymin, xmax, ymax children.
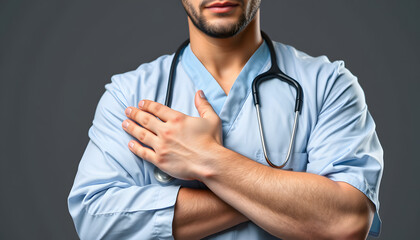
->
<box><xmin>68</xmin><ymin>0</ymin><xmax>383</xmax><ymax>239</ymax></box>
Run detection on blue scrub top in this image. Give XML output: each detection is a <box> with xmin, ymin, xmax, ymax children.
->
<box><xmin>68</xmin><ymin>40</ymin><xmax>383</xmax><ymax>239</ymax></box>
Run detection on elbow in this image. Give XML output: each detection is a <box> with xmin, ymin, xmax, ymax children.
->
<box><xmin>339</xmin><ymin>217</ymin><xmax>372</xmax><ymax>240</ymax></box>
<box><xmin>68</xmin><ymin>196</ymin><xmax>112</xmax><ymax>240</ymax></box>
<box><xmin>322</xmin><ymin>183</ymin><xmax>376</xmax><ymax>240</ymax></box>
<box><xmin>297</xmin><ymin>218</ymin><xmax>370</xmax><ymax>240</ymax></box>
<box><xmin>266</xmin><ymin>206</ymin><xmax>374</xmax><ymax>240</ymax></box>
<box><xmin>68</xmin><ymin>190</ymin><xmax>108</xmax><ymax>239</ymax></box>
<box><xmin>326</xmin><ymin>209</ymin><xmax>374</xmax><ymax>240</ymax></box>
<box><xmin>68</xmin><ymin>193</ymin><xmax>93</xmax><ymax>239</ymax></box>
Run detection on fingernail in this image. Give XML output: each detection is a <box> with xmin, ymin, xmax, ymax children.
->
<box><xmin>125</xmin><ymin>108</ymin><xmax>132</xmax><ymax>115</ymax></box>
<box><xmin>199</xmin><ymin>90</ymin><xmax>206</xmax><ymax>99</ymax></box>
<box><xmin>139</xmin><ymin>100</ymin><xmax>144</xmax><ymax>108</ymax></box>
<box><xmin>123</xmin><ymin>120</ymin><xmax>129</xmax><ymax>128</ymax></box>
<box><xmin>129</xmin><ymin>141</ymin><xmax>134</xmax><ymax>148</ymax></box>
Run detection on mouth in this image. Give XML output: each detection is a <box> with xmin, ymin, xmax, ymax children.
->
<box><xmin>205</xmin><ymin>1</ymin><xmax>240</xmax><ymax>14</ymax></box>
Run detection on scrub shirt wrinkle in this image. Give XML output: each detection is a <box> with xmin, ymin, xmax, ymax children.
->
<box><xmin>68</xmin><ymin>40</ymin><xmax>383</xmax><ymax>239</ymax></box>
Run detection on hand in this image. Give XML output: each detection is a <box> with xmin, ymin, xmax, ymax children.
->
<box><xmin>122</xmin><ymin>90</ymin><xmax>223</xmax><ymax>180</ymax></box>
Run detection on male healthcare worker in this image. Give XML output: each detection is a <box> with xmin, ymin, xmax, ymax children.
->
<box><xmin>68</xmin><ymin>0</ymin><xmax>383</xmax><ymax>239</ymax></box>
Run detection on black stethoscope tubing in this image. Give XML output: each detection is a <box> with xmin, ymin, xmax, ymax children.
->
<box><xmin>154</xmin><ymin>31</ymin><xmax>303</xmax><ymax>183</ymax></box>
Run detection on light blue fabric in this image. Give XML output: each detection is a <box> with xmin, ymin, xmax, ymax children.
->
<box><xmin>68</xmin><ymin>40</ymin><xmax>383</xmax><ymax>239</ymax></box>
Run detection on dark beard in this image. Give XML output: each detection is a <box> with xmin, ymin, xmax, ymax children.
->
<box><xmin>181</xmin><ymin>0</ymin><xmax>260</xmax><ymax>39</ymax></box>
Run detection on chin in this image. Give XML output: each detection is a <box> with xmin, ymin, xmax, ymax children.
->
<box><xmin>208</xmin><ymin>18</ymin><xmax>240</xmax><ymax>28</ymax></box>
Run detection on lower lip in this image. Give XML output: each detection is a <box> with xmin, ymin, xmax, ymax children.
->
<box><xmin>206</xmin><ymin>5</ymin><xmax>238</xmax><ymax>13</ymax></box>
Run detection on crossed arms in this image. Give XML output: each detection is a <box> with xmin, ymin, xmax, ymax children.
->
<box><xmin>121</xmin><ymin>91</ymin><xmax>375</xmax><ymax>240</ymax></box>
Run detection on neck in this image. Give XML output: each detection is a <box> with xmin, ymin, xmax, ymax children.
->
<box><xmin>188</xmin><ymin>11</ymin><xmax>262</xmax><ymax>94</ymax></box>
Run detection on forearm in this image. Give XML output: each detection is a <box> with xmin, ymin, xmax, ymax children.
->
<box><xmin>124</xmin><ymin>98</ymin><xmax>377</xmax><ymax>239</ymax></box>
<box><xmin>173</xmin><ymin>187</ymin><xmax>248</xmax><ymax>240</ymax></box>
<box><xmin>200</xmin><ymin>146</ymin><xmax>375</xmax><ymax>239</ymax></box>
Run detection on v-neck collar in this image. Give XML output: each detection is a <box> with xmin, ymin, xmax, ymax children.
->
<box><xmin>181</xmin><ymin>40</ymin><xmax>270</xmax><ymax>135</ymax></box>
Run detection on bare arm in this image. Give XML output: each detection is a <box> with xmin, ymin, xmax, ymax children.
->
<box><xmin>173</xmin><ymin>188</ymin><xmax>248</xmax><ymax>240</ymax></box>
<box><xmin>198</xmin><ymin>145</ymin><xmax>375</xmax><ymax>240</ymax></box>
<box><xmin>123</xmin><ymin>95</ymin><xmax>376</xmax><ymax>239</ymax></box>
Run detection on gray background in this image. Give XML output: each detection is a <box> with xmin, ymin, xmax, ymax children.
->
<box><xmin>0</xmin><ymin>0</ymin><xmax>419</xmax><ymax>239</ymax></box>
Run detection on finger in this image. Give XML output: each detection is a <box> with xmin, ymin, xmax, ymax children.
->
<box><xmin>194</xmin><ymin>90</ymin><xmax>218</xmax><ymax>121</ymax></box>
<box><xmin>122</xmin><ymin>119</ymin><xmax>159</xmax><ymax>150</ymax></box>
<box><xmin>128</xmin><ymin>140</ymin><xmax>157</xmax><ymax>164</ymax></box>
<box><xmin>125</xmin><ymin>107</ymin><xmax>164</xmax><ymax>135</ymax></box>
<box><xmin>139</xmin><ymin>100</ymin><xmax>182</xmax><ymax>122</ymax></box>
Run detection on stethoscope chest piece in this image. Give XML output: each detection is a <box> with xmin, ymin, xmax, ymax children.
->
<box><xmin>153</xmin><ymin>166</ymin><xmax>174</xmax><ymax>183</ymax></box>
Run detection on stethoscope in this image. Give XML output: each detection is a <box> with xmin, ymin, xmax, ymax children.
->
<box><xmin>154</xmin><ymin>32</ymin><xmax>303</xmax><ymax>183</ymax></box>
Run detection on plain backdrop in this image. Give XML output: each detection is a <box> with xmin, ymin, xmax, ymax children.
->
<box><xmin>0</xmin><ymin>0</ymin><xmax>419</xmax><ymax>239</ymax></box>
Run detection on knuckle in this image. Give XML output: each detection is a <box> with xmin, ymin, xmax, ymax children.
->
<box><xmin>172</xmin><ymin>114</ymin><xmax>185</xmax><ymax>123</ymax></box>
<box><xmin>138</xmin><ymin>129</ymin><xmax>147</xmax><ymax>141</ymax></box>
<box><xmin>138</xmin><ymin>148</ymin><xmax>146</xmax><ymax>159</ymax></box>
<box><xmin>155</xmin><ymin>155</ymin><xmax>165</xmax><ymax>164</ymax></box>
<box><xmin>140</xmin><ymin>115</ymin><xmax>150</xmax><ymax>126</ymax></box>
<box><xmin>157</xmin><ymin>142</ymin><xmax>166</xmax><ymax>152</ymax></box>
<box><xmin>151</xmin><ymin>103</ymin><xmax>162</xmax><ymax>114</ymax></box>
<box><xmin>157</xmin><ymin>144</ymin><xmax>169</xmax><ymax>156</ymax></box>
<box><xmin>162</xmin><ymin>129</ymin><xmax>172</xmax><ymax>137</ymax></box>
<box><xmin>131</xmin><ymin>142</ymin><xmax>147</xmax><ymax>160</ymax></box>
<box><xmin>132</xmin><ymin>109</ymin><xmax>140</xmax><ymax>120</ymax></box>
<box><xmin>200</xmin><ymin>109</ymin><xmax>208</xmax><ymax>118</ymax></box>
<box><xmin>129</xmin><ymin>121</ymin><xmax>137</xmax><ymax>130</ymax></box>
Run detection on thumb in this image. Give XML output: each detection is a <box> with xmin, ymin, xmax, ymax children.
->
<box><xmin>195</xmin><ymin>90</ymin><xmax>217</xmax><ymax>120</ymax></box>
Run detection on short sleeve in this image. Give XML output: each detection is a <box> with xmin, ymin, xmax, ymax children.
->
<box><xmin>306</xmin><ymin>61</ymin><xmax>384</xmax><ymax>237</ymax></box>
<box><xmin>68</xmin><ymin>75</ymin><xmax>180</xmax><ymax>239</ymax></box>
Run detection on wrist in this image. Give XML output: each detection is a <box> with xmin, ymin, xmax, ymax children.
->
<box><xmin>195</xmin><ymin>142</ymin><xmax>228</xmax><ymax>182</ymax></box>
